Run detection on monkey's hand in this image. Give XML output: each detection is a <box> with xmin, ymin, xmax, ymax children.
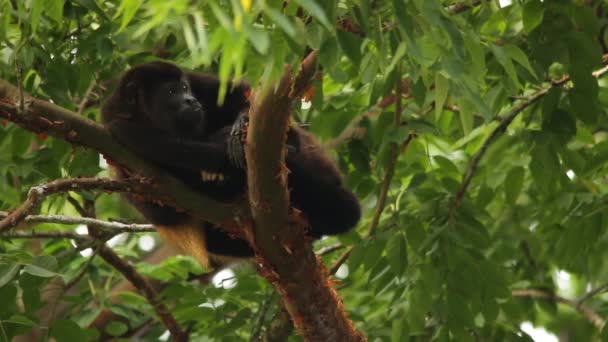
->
<box><xmin>227</xmin><ymin>112</ymin><xmax>249</xmax><ymax>169</ymax></box>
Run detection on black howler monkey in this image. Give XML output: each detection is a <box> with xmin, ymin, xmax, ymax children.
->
<box><xmin>101</xmin><ymin>61</ymin><xmax>360</xmax><ymax>267</ymax></box>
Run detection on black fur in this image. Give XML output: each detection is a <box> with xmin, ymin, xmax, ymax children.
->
<box><xmin>102</xmin><ymin>61</ymin><xmax>360</xmax><ymax>259</ymax></box>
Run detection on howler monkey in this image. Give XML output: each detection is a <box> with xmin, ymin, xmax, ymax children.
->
<box><xmin>101</xmin><ymin>61</ymin><xmax>360</xmax><ymax>267</ymax></box>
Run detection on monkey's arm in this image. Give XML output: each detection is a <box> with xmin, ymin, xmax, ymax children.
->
<box><xmin>106</xmin><ymin>119</ymin><xmax>231</xmax><ymax>171</ymax></box>
<box><xmin>226</xmin><ymin>111</ymin><xmax>299</xmax><ymax>169</ymax></box>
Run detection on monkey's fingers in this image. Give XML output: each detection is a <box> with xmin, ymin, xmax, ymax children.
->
<box><xmin>201</xmin><ymin>170</ymin><xmax>225</xmax><ymax>182</ymax></box>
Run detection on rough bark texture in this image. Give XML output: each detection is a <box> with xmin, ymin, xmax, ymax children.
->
<box><xmin>245</xmin><ymin>52</ymin><xmax>365</xmax><ymax>341</ymax></box>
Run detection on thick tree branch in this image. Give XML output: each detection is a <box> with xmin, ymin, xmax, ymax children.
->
<box><xmin>0</xmin><ymin>81</ymin><xmax>245</xmax><ymax>225</ymax></box>
<box><xmin>245</xmin><ymin>51</ymin><xmax>365</xmax><ymax>341</ymax></box>
<box><xmin>512</xmin><ymin>289</ymin><xmax>606</xmax><ymax>330</ymax></box>
<box><xmin>449</xmin><ymin>56</ymin><xmax>608</xmax><ymax>216</ymax></box>
<box><xmin>88</xmin><ymin>244</ymin><xmax>179</xmax><ymax>332</ymax></box>
<box><xmin>96</xmin><ymin>244</ymin><xmax>187</xmax><ymax>341</ymax></box>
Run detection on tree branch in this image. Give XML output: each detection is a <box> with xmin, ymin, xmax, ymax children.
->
<box><xmin>447</xmin><ymin>0</ymin><xmax>489</xmax><ymax>14</ymax></box>
<box><xmin>245</xmin><ymin>51</ymin><xmax>365</xmax><ymax>341</ymax></box>
<box><xmin>577</xmin><ymin>282</ymin><xmax>608</xmax><ymax>307</ymax></box>
<box><xmin>96</xmin><ymin>244</ymin><xmax>187</xmax><ymax>341</ymax></box>
<box><xmin>0</xmin><ymin>177</ymin><xmax>160</xmax><ymax>232</ymax></box>
<box><xmin>329</xmin><ymin>78</ymin><xmax>408</xmax><ymax>276</ymax></box>
<box><xmin>0</xmin><ymin>211</ymin><xmax>154</xmax><ymax>232</ymax></box>
<box><xmin>512</xmin><ymin>289</ymin><xmax>606</xmax><ymax>330</ymax></box>
<box><xmin>0</xmin><ymin>231</ymin><xmax>89</xmax><ymax>240</ymax></box>
<box><xmin>324</xmin><ymin>94</ymin><xmax>396</xmax><ymax>150</ymax></box>
<box><xmin>449</xmin><ymin>56</ymin><xmax>608</xmax><ymax>216</ymax></box>
<box><xmin>0</xmin><ymin>81</ymin><xmax>245</xmax><ymax>225</ymax></box>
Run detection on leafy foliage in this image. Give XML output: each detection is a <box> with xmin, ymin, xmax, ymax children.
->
<box><xmin>1</xmin><ymin>0</ymin><xmax>608</xmax><ymax>340</ymax></box>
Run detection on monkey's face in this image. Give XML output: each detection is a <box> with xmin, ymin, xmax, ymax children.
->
<box><xmin>147</xmin><ymin>78</ymin><xmax>207</xmax><ymax>137</ymax></box>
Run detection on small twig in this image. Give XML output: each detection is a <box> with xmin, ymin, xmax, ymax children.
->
<box><xmin>577</xmin><ymin>282</ymin><xmax>608</xmax><ymax>307</ymax></box>
<box><xmin>14</xmin><ymin>58</ymin><xmax>25</xmax><ymax>114</ymax></box>
<box><xmin>324</xmin><ymin>94</ymin><xmax>396</xmax><ymax>150</ymax></box>
<box><xmin>449</xmin><ymin>55</ymin><xmax>608</xmax><ymax>217</ymax></box>
<box><xmin>44</xmin><ymin>247</ymin><xmax>101</xmax><ymax>334</ymax></box>
<box><xmin>447</xmin><ymin>0</ymin><xmax>488</xmax><ymax>14</ymax></box>
<box><xmin>65</xmin><ymin>248</ymin><xmax>99</xmax><ymax>290</ymax></box>
<box><xmin>0</xmin><ymin>211</ymin><xmax>155</xmax><ymax>232</ymax></box>
<box><xmin>512</xmin><ymin>289</ymin><xmax>605</xmax><ymax>330</ymax></box>
<box><xmin>262</xmin><ymin>304</ymin><xmax>294</xmax><ymax>342</ymax></box>
<box><xmin>316</xmin><ymin>243</ymin><xmax>345</xmax><ymax>256</ymax></box>
<box><xmin>77</xmin><ymin>77</ymin><xmax>98</xmax><ymax>116</ymax></box>
<box><xmin>67</xmin><ymin>195</ymin><xmax>88</xmax><ymax>217</ymax></box>
<box><xmin>0</xmin><ymin>231</ymin><xmax>89</xmax><ymax>240</ymax></box>
<box><xmin>96</xmin><ymin>244</ymin><xmax>187</xmax><ymax>341</ymax></box>
<box><xmin>0</xmin><ymin>177</ymin><xmax>159</xmax><ymax>232</ymax></box>
<box><xmin>250</xmin><ymin>292</ymin><xmax>276</xmax><ymax>342</ymax></box>
<box><xmin>329</xmin><ymin>72</ymin><xmax>405</xmax><ymax>276</ymax></box>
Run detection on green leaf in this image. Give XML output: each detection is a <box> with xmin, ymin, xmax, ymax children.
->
<box><xmin>0</xmin><ymin>264</ymin><xmax>20</xmax><ymax>287</ymax></box>
<box><xmin>31</xmin><ymin>0</ymin><xmax>43</xmax><ymax>32</ymax></box>
<box><xmin>295</xmin><ymin>0</ymin><xmax>331</xmax><ymax>31</ymax></box>
<box><xmin>386</xmin><ymin>42</ymin><xmax>406</xmax><ymax>76</ymax></box>
<box><xmin>392</xmin><ymin>0</ymin><xmax>408</xmax><ymax>34</ymax></box>
<box><xmin>363</xmin><ymin>238</ymin><xmax>386</xmax><ymax>271</ymax></box>
<box><xmin>319</xmin><ymin>36</ymin><xmax>339</xmax><ymax>72</ymax></box>
<box><xmin>529</xmin><ymin>143</ymin><xmax>560</xmax><ymax>195</ymax></box>
<box><xmin>0</xmin><ymin>284</ymin><xmax>18</xmax><ymax>316</ymax></box>
<box><xmin>386</xmin><ymin>233</ymin><xmax>407</xmax><ymax>276</ymax></box>
<box><xmin>50</xmin><ymin>319</ymin><xmax>87</xmax><ymax>342</ymax></box>
<box><xmin>542</xmin><ymin>109</ymin><xmax>576</xmax><ymax>145</ymax></box>
<box><xmin>411</xmin><ymin>78</ymin><xmax>425</xmax><ymax>107</ymax></box>
<box><xmin>23</xmin><ymin>265</ymin><xmax>59</xmax><ymax>278</ymax></box>
<box><xmin>505</xmin><ymin>45</ymin><xmax>537</xmax><ymax>78</ymax></box>
<box><xmin>265</xmin><ymin>8</ymin><xmax>296</xmax><ymax>38</ymax></box>
<box><xmin>522</xmin><ymin>0</ymin><xmax>543</xmax><ymax>33</ymax></box>
<box><xmin>434</xmin><ymin>73</ymin><xmax>449</xmax><ymax>121</ymax></box>
<box><xmin>105</xmin><ymin>321</ymin><xmax>129</xmax><ymax>337</ymax></box>
<box><xmin>463</xmin><ymin>32</ymin><xmax>486</xmax><ymax>81</ymax></box>
<box><xmin>601</xmin><ymin>323</ymin><xmax>608</xmax><ymax>341</ymax></box>
<box><xmin>391</xmin><ymin>314</ymin><xmax>409</xmax><ymax>342</ymax></box>
<box><xmin>336</xmin><ymin>30</ymin><xmax>363</xmax><ymax>66</ymax></box>
<box><xmin>45</xmin><ymin>0</ymin><xmax>65</xmax><ymax>22</ymax></box>
<box><xmin>347</xmin><ymin>244</ymin><xmax>366</xmax><ymax>272</ymax></box>
<box><xmin>23</xmin><ymin>255</ymin><xmax>59</xmax><ymax>278</ymax></box>
<box><xmin>504</xmin><ymin>167</ymin><xmax>525</xmax><ymax>204</ymax></box>
<box><xmin>4</xmin><ymin>315</ymin><xmax>36</xmax><ymax>327</ymax></box>
<box><xmin>73</xmin><ymin>0</ymin><xmax>109</xmax><ymax>21</ymax></box>
<box><xmin>244</xmin><ymin>25</ymin><xmax>270</xmax><ymax>54</ymax></box>
<box><xmin>116</xmin><ymin>0</ymin><xmax>141</xmax><ymax>31</ymax></box>
<box><xmin>458</xmin><ymin>103</ymin><xmax>473</xmax><ymax>135</ymax></box>
<box><xmin>490</xmin><ymin>44</ymin><xmax>520</xmax><ymax>88</ymax></box>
